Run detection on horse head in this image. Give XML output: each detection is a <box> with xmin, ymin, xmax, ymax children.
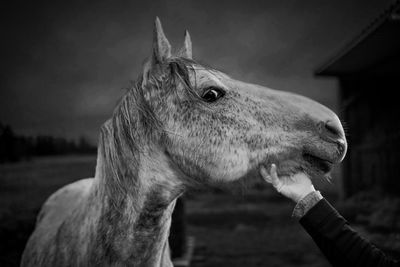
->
<box><xmin>128</xmin><ymin>18</ymin><xmax>347</xmax><ymax>187</ymax></box>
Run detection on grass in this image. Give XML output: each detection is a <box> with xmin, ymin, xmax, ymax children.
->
<box><xmin>0</xmin><ymin>155</ymin><xmax>97</xmax><ymax>266</ymax></box>
<box><xmin>0</xmin><ymin>155</ymin><xmax>331</xmax><ymax>267</ymax></box>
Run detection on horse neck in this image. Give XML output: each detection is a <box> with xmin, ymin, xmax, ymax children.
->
<box><xmin>87</xmin><ymin>121</ymin><xmax>184</xmax><ymax>265</ymax></box>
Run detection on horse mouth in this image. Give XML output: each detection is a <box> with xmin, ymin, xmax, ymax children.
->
<box><xmin>303</xmin><ymin>153</ymin><xmax>334</xmax><ymax>174</ymax></box>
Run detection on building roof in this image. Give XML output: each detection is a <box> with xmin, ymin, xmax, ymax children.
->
<box><xmin>316</xmin><ymin>1</ymin><xmax>400</xmax><ymax>76</ymax></box>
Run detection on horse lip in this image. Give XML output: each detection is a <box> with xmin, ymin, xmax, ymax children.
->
<box><xmin>320</xmin><ymin>137</ymin><xmax>347</xmax><ymax>162</ymax></box>
<box><xmin>304</xmin><ymin>136</ymin><xmax>347</xmax><ymax>165</ymax></box>
<box><xmin>336</xmin><ymin>138</ymin><xmax>347</xmax><ymax>161</ymax></box>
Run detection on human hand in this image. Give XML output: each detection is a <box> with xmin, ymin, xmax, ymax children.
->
<box><xmin>259</xmin><ymin>164</ymin><xmax>316</xmax><ymax>203</ymax></box>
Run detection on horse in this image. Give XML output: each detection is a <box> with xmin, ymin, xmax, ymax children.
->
<box><xmin>21</xmin><ymin>18</ymin><xmax>347</xmax><ymax>267</ymax></box>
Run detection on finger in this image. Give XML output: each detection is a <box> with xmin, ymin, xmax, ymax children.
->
<box><xmin>276</xmin><ymin>183</ymin><xmax>284</xmax><ymax>193</ymax></box>
<box><xmin>270</xmin><ymin>164</ymin><xmax>280</xmax><ymax>185</ymax></box>
<box><xmin>270</xmin><ymin>164</ymin><xmax>284</xmax><ymax>192</ymax></box>
<box><xmin>260</xmin><ymin>165</ymin><xmax>272</xmax><ymax>183</ymax></box>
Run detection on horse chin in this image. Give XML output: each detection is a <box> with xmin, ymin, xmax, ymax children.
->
<box><xmin>302</xmin><ymin>153</ymin><xmax>333</xmax><ymax>174</ymax></box>
<box><xmin>300</xmin><ymin>141</ymin><xmax>344</xmax><ymax>177</ymax></box>
<box><xmin>273</xmin><ymin>156</ymin><xmax>333</xmax><ymax>180</ymax></box>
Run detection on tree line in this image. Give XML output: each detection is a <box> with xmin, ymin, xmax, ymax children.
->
<box><xmin>0</xmin><ymin>123</ymin><xmax>97</xmax><ymax>163</ymax></box>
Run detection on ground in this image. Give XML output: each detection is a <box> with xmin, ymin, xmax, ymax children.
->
<box><xmin>186</xmin><ymin>190</ymin><xmax>330</xmax><ymax>267</ymax></box>
<box><xmin>0</xmin><ymin>155</ymin><xmax>332</xmax><ymax>266</ymax></box>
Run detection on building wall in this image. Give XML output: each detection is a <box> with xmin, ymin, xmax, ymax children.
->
<box><xmin>340</xmin><ymin>76</ymin><xmax>400</xmax><ymax>197</ymax></box>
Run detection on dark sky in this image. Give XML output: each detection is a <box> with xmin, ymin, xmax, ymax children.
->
<box><xmin>0</xmin><ymin>0</ymin><xmax>393</xmax><ymax>143</ymax></box>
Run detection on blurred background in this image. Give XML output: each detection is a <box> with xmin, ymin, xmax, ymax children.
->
<box><xmin>1</xmin><ymin>0</ymin><xmax>400</xmax><ymax>266</ymax></box>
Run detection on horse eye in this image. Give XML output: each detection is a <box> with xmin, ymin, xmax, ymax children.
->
<box><xmin>201</xmin><ymin>87</ymin><xmax>225</xmax><ymax>102</ymax></box>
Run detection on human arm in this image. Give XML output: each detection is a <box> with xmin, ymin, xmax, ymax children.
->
<box><xmin>259</xmin><ymin>164</ymin><xmax>400</xmax><ymax>267</ymax></box>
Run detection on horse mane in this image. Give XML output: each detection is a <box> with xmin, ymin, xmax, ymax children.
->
<box><xmin>97</xmin><ymin>57</ymin><xmax>214</xmax><ymax>203</ymax></box>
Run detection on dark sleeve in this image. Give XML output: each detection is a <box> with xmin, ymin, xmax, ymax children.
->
<box><xmin>299</xmin><ymin>198</ymin><xmax>400</xmax><ymax>267</ymax></box>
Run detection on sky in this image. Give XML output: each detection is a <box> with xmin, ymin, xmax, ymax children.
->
<box><xmin>0</xmin><ymin>0</ymin><xmax>394</xmax><ymax>143</ymax></box>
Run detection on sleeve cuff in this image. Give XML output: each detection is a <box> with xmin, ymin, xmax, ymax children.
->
<box><xmin>292</xmin><ymin>191</ymin><xmax>323</xmax><ymax>219</ymax></box>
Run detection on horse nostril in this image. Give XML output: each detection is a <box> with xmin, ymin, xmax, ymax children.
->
<box><xmin>324</xmin><ymin>119</ymin><xmax>344</xmax><ymax>140</ymax></box>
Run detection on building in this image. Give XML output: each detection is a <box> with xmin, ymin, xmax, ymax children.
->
<box><xmin>316</xmin><ymin>1</ymin><xmax>400</xmax><ymax>198</ymax></box>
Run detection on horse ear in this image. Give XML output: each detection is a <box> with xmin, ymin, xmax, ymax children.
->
<box><xmin>142</xmin><ymin>17</ymin><xmax>171</xmax><ymax>86</ymax></box>
<box><xmin>181</xmin><ymin>30</ymin><xmax>192</xmax><ymax>59</ymax></box>
<box><xmin>152</xmin><ymin>17</ymin><xmax>171</xmax><ymax>64</ymax></box>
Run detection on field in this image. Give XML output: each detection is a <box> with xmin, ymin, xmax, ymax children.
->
<box><xmin>187</xmin><ymin>190</ymin><xmax>330</xmax><ymax>267</ymax></box>
<box><xmin>0</xmin><ymin>156</ymin><xmax>98</xmax><ymax>266</ymax></box>
<box><xmin>0</xmin><ymin>156</ymin><xmax>331</xmax><ymax>267</ymax></box>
